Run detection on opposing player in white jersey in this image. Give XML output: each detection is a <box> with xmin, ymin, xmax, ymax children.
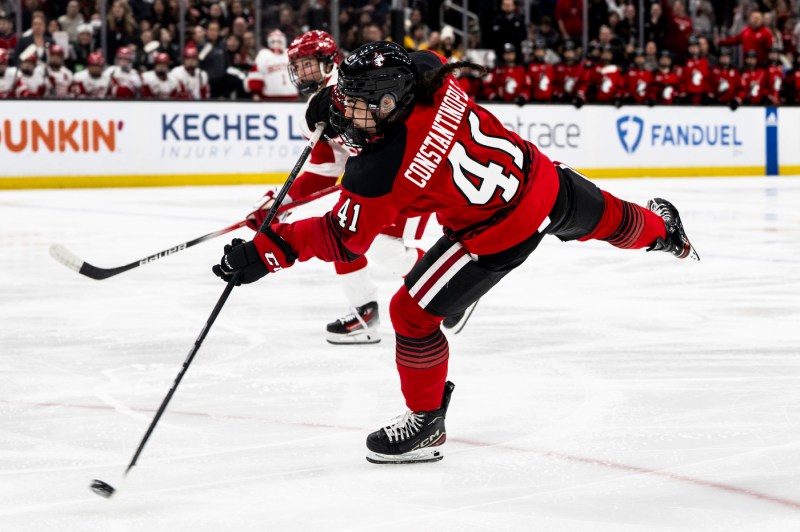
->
<box><xmin>141</xmin><ymin>52</ymin><xmax>181</xmax><ymax>99</ymax></box>
<box><xmin>245</xmin><ymin>29</ymin><xmax>298</xmax><ymax>101</ymax></box>
<box><xmin>246</xmin><ymin>30</ymin><xmax>429</xmax><ymax>344</ymax></box>
<box><xmin>43</xmin><ymin>44</ymin><xmax>73</xmax><ymax>98</ymax></box>
<box><xmin>172</xmin><ymin>46</ymin><xmax>209</xmax><ymax>100</ymax></box>
<box><xmin>71</xmin><ymin>51</ymin><xmax>109</xmax><ymax>98</ymax></box>
<box><xmin>0</xmin><ymin>49</ymin><xmax>17</xmax><ymax>98</ymax></box>
<box><xmin>15</xmin><ymin>53</ymin><xmax>46</xmax><ymax>98</ymax></box>
<box><xmin>107</xmin><ymin>46</ymin><xmax>141</xmax><ymax>99</ymax></box>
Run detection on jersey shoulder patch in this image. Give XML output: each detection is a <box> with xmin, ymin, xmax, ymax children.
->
<box><xmin>342</xmin><ymin>127</ymin><xmax>408</xmax><ymax>198</ymax></box>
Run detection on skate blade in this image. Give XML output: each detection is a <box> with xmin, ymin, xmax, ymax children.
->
<box><xmin>326</xmin><ymin>330</ymin><xmax>381</xmax><ymax>345</ymax></box>
<box><xmin>366</xmin><ymin>448</ymin><xmax>443</xmax><ymax>464</ymax></box>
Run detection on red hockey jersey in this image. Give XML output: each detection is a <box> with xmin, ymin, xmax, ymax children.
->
<box><xmin>626</xmin><ymin>68</ymin><xmax>652</xmax><ymax>104</ymax></box>
<box><xmin>526</xmin><ymin>62</ymin><xmax>554</xmax><ymax>102</ymax></box>
<box><xmin>710</xmin><ymin>66</ymin><xmax>739</xmax><ymax>103</ymax></box>
<box><xmin>738</xmin><ymin>68</ymin><xmax>767</xmax><ymax>105</ymax></box>
<box><xmin>274</xmin><ymin>77</ymin><xmax>559</xmax><ymax>263</ymax></box>
<box><xmin>553</xmin><ymin>62</ymin><xmax>581</xmax><ymax>101</ymax></box>
<box><xmin>766</xmin><ymin>65</ymin><xmax>784</xmax><ymax>105</ymax></box>
<box><xmin>679</xmin><ymin>57</ymin><xmax>710</xmax><ymax>102</ymax></box>
<box><xmin>483</xmin><ymin>65</ymin><xmax>530</xmax><ymax>102</ymax></box>
<box><xmin>649</xmin><ymin>69</ymin><xmax>680</xmax><ymax>104</ymax></box>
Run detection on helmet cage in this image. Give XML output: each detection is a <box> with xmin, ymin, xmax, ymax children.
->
<box><xmin>329</xmin><ymin>67</ymin><xmax>415</xmax><ymax>148</ymax></box>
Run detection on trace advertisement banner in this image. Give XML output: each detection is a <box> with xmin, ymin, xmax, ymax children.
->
<box><xmin>0</xmin><ymin>101</ymin><xmax>790</xmax><ymax>188</ymax></box>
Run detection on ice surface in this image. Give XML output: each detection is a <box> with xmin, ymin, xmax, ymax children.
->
<box><xmin>1</xmin><ymin>177</ymin><xmax>799</xmax><ymax>531</ymax></box>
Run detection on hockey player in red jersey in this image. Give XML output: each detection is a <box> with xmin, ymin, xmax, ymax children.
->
<box><xmin>483</xmin><ymin>43</ymin><xmax>530</xmax><ymax>104</ymax></box>
<box><xmin>788</xmin><ymin>59</ymin><xmax>800</xmax><ymax>105</ymax></box>
<box><xmin>625</xmin><ymin>48</ymin><xmax>653</xmax><ymax>104</ymax></box>
<box><xmin>679</xmin><ymin>35</ymin><xmax>710</xmax><ymax>105</ymax></box>
<box><xmin>213</xmin><ymin>42</ymin><xmax>699</xmax><ymax>464</ymax></box>
<box><xmin>553</xmin><ymin>41</ymin><xmax>581</xmax><ymax>102</ymax></box>
<box><xmin>44</xmin><ymin>44</ymin><xmax>73</xmax><ymax>98</ymax></box>
<box><xmin>526</xmin><ymin>39</ymin><xmax>554</xmax><ymax>103</ymax></box>
<box><xmin>141</xmin><ymin>53</ymin><xmax>181</xmax><ymax>99</ymax></box>
<box><xmin>0</xmin><ymin>48</ymin><xmax>17</xmax><ymax>99</ymax></box>
<box><xmin>573</xmin><ymin>43</ymin><xmax>600</xmax><ymax>107</ymax></box>
<box><xmin>593</xmin><ymin>44</ymin><xmax>625</xmax><ymax>105</ymax></box>
<box><xmin>71</xmin><ymin>51</ymin><xmax>109</xmax><ymax>98</ymax></box>
<box><xmin>710</xmin><ymin>47</ymin><xmax>739</xmax><ymax>108</ymax></box>
<box><xmin>107</xmin><ymin>46</ymin><xmax>141</xmax><ymax>99</ymax></box>
<box><xmin>765</xmin><ymin>46</ymin><xmax>785</xmax><ymax>106</ymax></box>
<box><xmin>246</xmin><ymin>30</ymin><xmax>430</xmax><ymax>344</ymax></box>
<box><xmin>737</xmin><ymin>50</ymin><xmax>768</xmax><ymax>106</ymax></box>
<box><xmin>647</xmin><ymin>50</ymin><xmax>680</xmax><ymax>105</ymax></box>
<box><xmin>14</xmin><ymin>53</ymin><xmax>46</xmax><ymax>98</ymax></box>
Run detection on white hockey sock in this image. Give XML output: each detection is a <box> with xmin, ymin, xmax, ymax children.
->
<box><xmin>338</xmin><ymin>266</ymin><xmax>378</xmax><ymax>308</ymax></box>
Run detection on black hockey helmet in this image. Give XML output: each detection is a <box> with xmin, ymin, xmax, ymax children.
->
<box><xmin>329</xmin><ymin>41</ymin><xmax>417</xmax><ymax>148</ymax></box>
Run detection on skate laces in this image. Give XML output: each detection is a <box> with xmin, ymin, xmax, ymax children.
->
<box><xmin>382</xmin><ymin>411</ymin><xmax>424</xmax><ymax>443</ymax></box>
<box><xmin>338</xmin><ymin>306</ymin><xmax>371</xmax><ymax>330</ymax></box>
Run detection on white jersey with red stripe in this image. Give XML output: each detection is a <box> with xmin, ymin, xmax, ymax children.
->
<box><xmin>0</xmin><ymin>67</ymin><xmax>17</xmax><ymax>98</ymax></box>
<box><xmin>43</xmin><ymin>65</ymin><xmax>73</xmax><ymax>97</ymax></box>
<box><xmin>71</xmin><ymin>68</ymin><xmax>110</xmax><ymax>98</ymax></box>
<box><xmin>141</xmin><ymin>70</ymin><xmax>181</xmax><ymax>99</ymax></box>
<box><xmin>171</xmin><ymin>65</ymin><xmax>209</xmax><ymax>100</ymax></box>
<box><xmin>15</xmin><ymin>67</ymin><xmax>47</xmax><ymax>98</ymax></box>
<box><xmin>107</xmin><ymin>65</ymin><xmax>142</xmax><ymax>98</ymax></box>
<box><xmin>246</xmin><ymin>48</ymin><xmax>297</xmax><ymax>99</ymax></box>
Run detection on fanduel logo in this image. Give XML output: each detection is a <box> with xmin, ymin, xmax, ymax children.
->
<box><xmin>617</xmin><ymin>115</ymin><xmax>644</xmax><ymax>154</ymax></box>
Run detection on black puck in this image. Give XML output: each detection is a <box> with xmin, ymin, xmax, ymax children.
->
<box><xmin>90</xmin><ymin>479</ymin><xmax>116</xmax><ymax>499</ymax></box>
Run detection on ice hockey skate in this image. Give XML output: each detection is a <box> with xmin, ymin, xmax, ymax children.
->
<box><xmin>646</xmin><ymin>198</ymin><xmax>700</xmax><ymax>261</ymax></box>
<box><xmin>442</xmin><ymin>300</ymin><xmax>479</xmax><ymax>334</ymax></box>
<box><xmin>366</xmin><ymin>381</ymin><xmax>454</xmax><ymax>464</ymax></box>
<box><xmin>326</xmin><ymin>301</ymin><xmax>381</xmax><ymax>344</ymax></box>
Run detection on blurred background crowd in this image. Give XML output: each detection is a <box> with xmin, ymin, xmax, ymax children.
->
<box><xmin>0</xmin><ymin>0</ymin><xmax>799</xmax><ymax>105</ymax></box>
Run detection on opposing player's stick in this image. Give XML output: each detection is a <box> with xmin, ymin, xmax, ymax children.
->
<box><xmin>89</xmin><ymin>123</ymin><xmax>327</xmax><ymax>499</ymax></box>
<box><xmin>50</xmin><ymin>184</ymin><xmax>340</xmax><ymax>280</ymax></box>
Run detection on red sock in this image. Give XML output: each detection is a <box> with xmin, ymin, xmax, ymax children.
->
<box><xmin>390</xmin><ymin>287</ymin><xmax>448</xmax><ymax>412</ymax></box>
<box><xmin>580</xmin><ymin>191</ymin><xmax>666</xmax><ymax>249</ymax></box>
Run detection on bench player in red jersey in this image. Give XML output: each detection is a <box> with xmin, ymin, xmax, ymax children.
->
<box><xmin>245</xmin><ymin>30</ymin><xmax>430</xmax><ymax>344</ymax></box>
<box><xmin>214</xmin><ymin>42</ymin><xmax>699</xmax><ymax>464</ymax></box>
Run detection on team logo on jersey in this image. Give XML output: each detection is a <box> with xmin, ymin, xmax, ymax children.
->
<box><xmin>372</xmin><ymin>53</ymin><xmax>385</xmax><ymax>67</ymax></box>
<box><xmin>616</xmin><ymin>115</ymin><xmax>644</xmax><ymax>154</ymax></box>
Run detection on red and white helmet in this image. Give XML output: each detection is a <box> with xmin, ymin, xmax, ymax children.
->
<box><xmin>115</xmin><ymin>46</ymin><xmax>133</xmax><ymax>62</ymax></box>
<box><xmin>87</xmin><ymin>51</ymin><xmax>105</xmax><ymax>66</ymax></box>
<box><xmin>0</xmin><ymin>48</ymin><xmax>8</xmax><ymax>64</ymax></box>
<box><xmin>267</xmin><ymin>29</ymin><xmax>287</xmax><ymax>53</ymax></box>
<box><xmin>288</xmin><ymin>30</ymin><xmax>338</xmax><ymax>64</ymax></box>
<box><xmin>154</xmin><ymin>52</ymin><xmax>171</xmax><ymax>65</ymax></box>
<box><xmin>287</xmin><ymin>30</ymin><xmax>338</xmax><ymax>94</ymax></box>
<box><xmin>183</xmin><ymin>46</ymin><xmax>199</xmax><ymax>60</ymax></box>
<box><xmin>49</xmin><ymin>44</ymin><xmax>65</xmax><ymax>56</ymax></box>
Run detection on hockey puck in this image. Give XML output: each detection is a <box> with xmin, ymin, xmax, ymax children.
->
<box><xmin>89</xmin><ymin>479</ymin><xmax>116</xmax><ymax>499</ymax></box>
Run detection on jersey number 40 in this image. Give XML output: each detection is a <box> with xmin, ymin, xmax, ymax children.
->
<box><xmin>448</xmin><ymin>110</ymin><xmax>523</xmax><ymax>206</ymax></box>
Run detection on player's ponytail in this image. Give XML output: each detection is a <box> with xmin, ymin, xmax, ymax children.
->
<box><xmin>415</xmin><ymin>60</ymin><xmax>487</xmax><ymax>103</ymax></box>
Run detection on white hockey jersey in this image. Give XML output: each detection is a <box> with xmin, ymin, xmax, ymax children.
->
<box><xmin>141</xmin><ymin>70</ymin><xmax>181</xmax><ymax>99</ymax></box>
<box><xmin>71</xmin><ymin>68</ymin><xmax>110</xmax><ymax>98</ymax></box>
<box><xmin>246</xmin><ymin>48</ymin><xmax>298</xmax><ymax>99</ymax></box>
<box><xmin>0</xmin><ymin>67</ymin><xmax>17</xmax><ymax>98</ymax></box>
<box><xmin>171</xmin><ymin>65</ymin><xmax>209</xmax><ymax>100</ymax></box>
<box><xmin>106</xmin><ymin>65</ymin><xmax>142</xmax><ymax>98</ymax></box>
<box><xmin>43</xmin><ymin>65</ymin><xmax>74</xmax><ymax>98</ymax></box>
<box><xmin>15</xmin><ymin>67</ymin><xmax>47</xmax><ymax>98</ymax></box>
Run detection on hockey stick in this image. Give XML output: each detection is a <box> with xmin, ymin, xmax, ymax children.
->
<box><xmin>89</xmin><ymin>123</ymin><xmax>327</xmax><ymax>499</ymax></box>
<box><xmin>50</xmin><ymin>184</ymin><xmax>341</xmax><ymax>280</ymax></box>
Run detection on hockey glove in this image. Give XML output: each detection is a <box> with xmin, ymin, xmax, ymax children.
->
<box><xmin>213</xmin><ymin>238</ymin><xmax>268</xmax><ymax>285</ymax></box>
<box><xmin>572</xmin><ymin>97</ymin><xmax>584</xmax><ymax>109</ymax></box>
<box><xmin>305</xmin><ymin>86</ymin><xmax>338</xmax><ymax>140</ymax></box>
<box><xmin>515</xmin><ymin>95</ymin><xmax>527</xmax><ymax>107</ymax></box>
<box><xmin>245</xmin><ymin>189</ymin><xmax>289</xmax><ymax>231</ymax></box>
<box><xmin>729</xmin><ymin>98</ymin><xmax>740</xmax><ymax>111</ymax></box>
<box><xmin>253</xmin><ymin>227</ymin><xmax>297</xmax><ymax>273</ymax></box>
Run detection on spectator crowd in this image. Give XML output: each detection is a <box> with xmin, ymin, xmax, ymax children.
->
<box><xmin>1</xmin><ymin>0</ymin><xmax>799</xmax><ymax>106</ymax></box>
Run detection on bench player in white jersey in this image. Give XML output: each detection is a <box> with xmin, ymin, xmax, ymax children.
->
<box><xmin>43</xmin><ymin>44</ymin><xmax>73</xmax><ymax>98</ymax></box>
<box><xmin>245</xmin><ymin>30</ymin><xmax>429</xmax><ymax>344</ymax></box>
<box><xmin>71</xmin><ymin>51</ymin><xmax>110</xmax><ymax>98</ymax></box>
<box><xmin>107</xmin><ymin>46</ymin><xmax>141</xmax><ymax>99</ymax></box>
<box><xmin>141</xmin><ymin>52</ymin><xmax>181</xmax><ymax>99</ymax></box>
<box><xmin>171</xmin><ymin>46</ymin><xmax>209</xmax><ymax>100</ymax></box>
<box><xmin>0</xmin><ymin>49</ymin><xmax>17</xmax><ymax>98</ymax></box>
<box><xmin>245</xmin><ymin>29</ymin><xmax>298</xmax><ymax>101</ymax></box>
<box><xmin>14</xmin><ymin>53</ymin><xmax>46</xmax><ymax>98</ymax></box>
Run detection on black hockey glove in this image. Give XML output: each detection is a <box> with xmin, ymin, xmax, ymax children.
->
<box><xmin>212</xmin><ymin>238</ymin><xmax>268</xmax><ymax>285</ymax></box>
<box><xmin>613</xmin><ymin>97</ymin><xmax>623</xmax><ymax>108</ymax></box>
<box><xmin>305</xmin><ymin>86</ymin><xmax>338</xmax><ymax>140</ymax></box>
<box><xmin>515</xmin><ymin>95</ymin><xmax>527</xmax><ymax>107</ymax></box>
<box><xmin>728</xmin><ymin>98</ymin><xmax>739</xmax><ymax>111</ymax></box>
<box><xmin>572</xmin><ymin>97</ymin><xmax>584</xmax><ymax>109</ymax></box>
